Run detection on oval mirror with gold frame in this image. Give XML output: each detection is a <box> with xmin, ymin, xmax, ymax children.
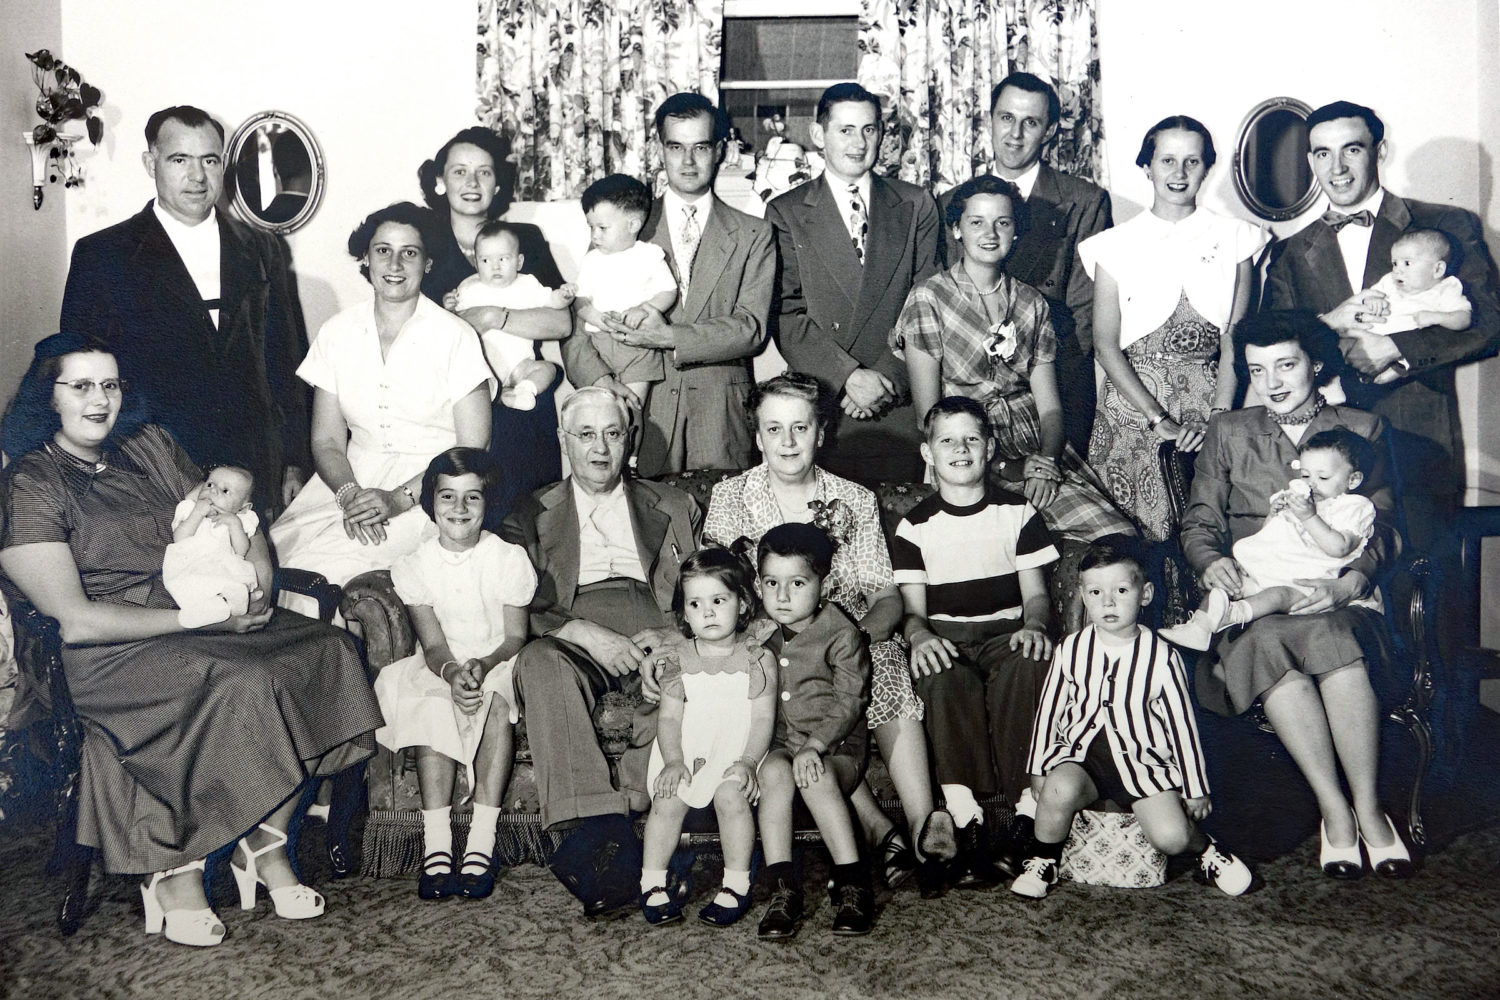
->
<box><xmin>226</xmin><ymin>111</ymin><xmax>325</xmax><ymax>234</ymax></box>
<box><xmin>1232</xmin><ymin>97</ymin><xmax>1318</xmax><ymax>222</ymax></box>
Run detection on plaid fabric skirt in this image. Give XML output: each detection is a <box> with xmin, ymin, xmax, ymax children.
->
<box><xmin>982</xmin><ymin>391</ymin><xmax>1136</xmax><ymax>544</ymax></box>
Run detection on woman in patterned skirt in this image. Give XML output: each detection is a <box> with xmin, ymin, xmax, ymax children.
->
<box><xmin>1080</xmin><ymin>116</ymin><xmax>1269</xmax><ymax>542</ymax></box>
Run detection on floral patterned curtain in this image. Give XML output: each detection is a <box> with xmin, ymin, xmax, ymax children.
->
<box><xmin>858</xmin><ymin>0</ymin><xmax>1105</xmax><ymax>194</ymax></box>
<box><xmin>477</xmin><ymin>0</ymin><xmax>725</xmax><ymax>201</ymax></box>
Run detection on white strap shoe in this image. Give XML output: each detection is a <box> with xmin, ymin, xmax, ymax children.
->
<box><xmin>231</xmin><ymin>823</ymin><xmax>326</xmax><ymax>919</ymax></box>
<box><xmin>141</xmin><ymin>859</ymin><xmax>225</xmax><ymax>947</ymax></box>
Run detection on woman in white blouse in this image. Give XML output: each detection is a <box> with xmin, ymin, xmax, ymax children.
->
<box><xmin>271</xmin><ymin>203</ymin><xmax>494</xmax><ymax>593</ymax></box>
<box><xmin>1079</xmin><ymin>117</ymin><xmax>1268</xmax><ymax>542</ymax></box>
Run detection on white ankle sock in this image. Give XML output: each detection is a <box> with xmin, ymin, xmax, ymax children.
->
<box><xmin>640</xmin><ymin>867</ymin><xmax>669</xmax><ymax>904</ymax></box>
<box><xmin>466</xmin><ymin>804</ymin><xmax>501</xmax><ymax>871</ymax></box>
<box><xmin>715</xmin><ymin>868</ymin><xmax>751</xmax><ymax>905</ymax></box>
<box><xmin>942</xmin><ymin>784</ymin><xmax>984</xmax><ymax>827</ymax></box>
<box><xmin>1015</xmin><ymin>787</ymin><xmax>1039</xmax><ymax>820</ymax></box>
<box><xmin>422</xmin><ymin>806</ymin><xmax>453</xmax><ymax>862</ymax></box>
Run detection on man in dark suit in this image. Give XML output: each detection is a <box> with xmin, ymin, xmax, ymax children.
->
<box><xmin>59</xmin><ymin>105</ymin><xmax>309</xmax><ymax>513</ymax></box>
<box><xmin>1263</xmin><ymin>101</ymin><xmax>1500</xmax><ymax>557</ymax></box>
<box><xmin>767</xmin><ymin>82</ymin><xmax>939</xmax><ymax>483</ymax></box>
<box><xmin>564</xmin><ymin>93</ymin><xmax>775</xmax><ymax>477</ymax></box>
<box><xmin>938</xmin><ymin>72</ymin><xmax>1113</xmax><ymax>455</ymax></box>
<box><xmin>501</xmin><ymin>387</ymin><xmax>701</xmax><ymax>914</ymax></box>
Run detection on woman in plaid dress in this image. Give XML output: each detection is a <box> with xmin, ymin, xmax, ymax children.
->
<box><xmin>891</xmin><ymin>175</ymin><xmax>1132</xmax><ymax>544</ymax></box>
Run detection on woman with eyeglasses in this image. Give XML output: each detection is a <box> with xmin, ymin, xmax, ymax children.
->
<box><xmin>269</xmin><ymin>202</ymin><xmax>494</xmax><ymax>598</ymax></box>
<box><xmin>0</xmin><ymin>333</ymin><xmax>382</xmax><ymax>946</ymax></box>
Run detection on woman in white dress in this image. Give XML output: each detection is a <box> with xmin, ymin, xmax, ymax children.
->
<box><xmin>270</xmin><ymin>203</ymin><xmax>494</xmax><ymax>593</ymax></box>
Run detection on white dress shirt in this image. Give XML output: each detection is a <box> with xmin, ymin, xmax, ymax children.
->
<box><xmin>153</xmin><ymin>203</ymin><xmax>221</xmax><ymax>327</ymax></box>
<box><xmin>1328</xmin><ymin>188</ymin><xmax>1386</xmax><ymax>295</ymax></box>
<box><xmin>572</xmin><ymin>480</ymin><xmax>647</xmax><ymax>585</ymax></box>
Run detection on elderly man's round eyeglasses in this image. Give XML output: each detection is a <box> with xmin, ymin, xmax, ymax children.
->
<box><xmin>561</xmin><ymin>427</ymin><xmax>626</xmax><ymax>447</ymax></box>
<box><xmin>55</xmin><ymin>378</ymin><xmax>128</xmax><ymax>397</ymax></box>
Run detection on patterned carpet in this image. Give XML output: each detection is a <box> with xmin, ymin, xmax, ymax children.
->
<box><xmin>2</xmin><ymin>814</ymin><xmax>1498</xmax><ymax>1000</ymax></box>
<box><xmin>5</xmin><ymin>706</ymin><xmax>1500</xmax><ymax>1000</ymax></box>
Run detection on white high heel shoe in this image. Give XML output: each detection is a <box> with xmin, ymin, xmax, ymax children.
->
<box><xmin>231</xmin><ymin>823</ymin><xmax>325</xmax><ymax>919</ymax></box>
<box><xmin>141</xmin><ymin>859</ymin><xmax>225</xmax><ymax>947</ymax></box>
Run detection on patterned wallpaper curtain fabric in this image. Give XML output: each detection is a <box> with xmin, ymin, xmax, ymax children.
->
<box><xmin>857</xmin><ymin>0</ymin><xmax>1105</xmax><ymax>194</ymax></box>
<box><xmin>477</xmin><ymin>0</ymin><xmax>725</xmax><ymax>201</ymax></box>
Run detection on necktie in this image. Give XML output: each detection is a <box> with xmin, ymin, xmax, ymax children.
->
<box><xmin>848</xmin><ymin>184</ymin><xmax>868</xmax><ymax>264</ymax></box>
<box><xmin>679</xmin><ymin>204</ymin><xmax>700</xmax><ymax>294</ymax></box>
<box><xmin>1321</xmin><ymin>209</ymin><xmax>1375</xmax><ymax>233</ymax></box>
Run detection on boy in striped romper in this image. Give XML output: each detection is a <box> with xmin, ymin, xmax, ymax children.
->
<box><xmin>1012</xmin><ymin>537</ymin><xmax>1255</xmax><ymax>898</ymax></box>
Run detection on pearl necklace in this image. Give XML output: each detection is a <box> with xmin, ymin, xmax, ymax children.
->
<box><xmin>1267</xmin><ymin>395</ymin><xmax>1325</xmax><ymax>426</ymax></box>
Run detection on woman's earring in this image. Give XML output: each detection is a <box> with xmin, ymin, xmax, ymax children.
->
<box><xmin>435</xmin><ymin>181</ymin><xmax>446</xmax><ymax>196</ymax></box>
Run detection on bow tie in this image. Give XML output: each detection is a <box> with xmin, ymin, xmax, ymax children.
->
<box><xmin>1321</xmin><ymin>209</ymin><xmax>1375</xmax><ymax>233</ymax></box>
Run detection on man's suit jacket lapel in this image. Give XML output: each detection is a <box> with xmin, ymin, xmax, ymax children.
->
<box><xmin>1008</xmin><ymin>165</ymin><xmax>1066</xmax><ymax>289</ymax></box>
<box><xmin>626</xmin><ymin>480</ymin><xmax>670</xmax><ymax>594</ymax></box>
<box><xmin>1366</xmin><ymin>193</ymin><xmax>1413</xmax><ymax>289</ymax></box>
<box><xmin>133</xmin><ymin>206</ymin><xmax>211</xmax><ymax>323</ymax></box>
<box><xmin>850</xmin><ymin>175</ymin><xmax>910</xmax><ymax>336</ymax></box>
<box><xmin>803</xmin><ymin>176</ymin><xmax>862</xmax><ymax>308</ymax></box>
<box><xmin>1294</xmin><ymin>220</ymin><xmax>1355</xmax><ymax>306</ymax></box>
<box><xmin>536</xmin><ymin>481</ymin><xmax>581</xmax><ymax>610</ymax></box>
<box><xmin>218</xmin><ymin>215</ymin><xmax>262</xmax><ymax>350</ymax></box>
<box><xmin>681</xmin><ymin>205</ymin><xmax>736</xmax><ymax>320</ymax></box>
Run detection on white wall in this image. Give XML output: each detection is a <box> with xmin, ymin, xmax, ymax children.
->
<box><xmin>59</xmin><ymin>0</ymin><xmax>479</xmax><ymax>336</ymax></box>
<box><xmin>1</xmin><ymin>0</ymin><xmax>68</xmax><ymax>408</ymax></box>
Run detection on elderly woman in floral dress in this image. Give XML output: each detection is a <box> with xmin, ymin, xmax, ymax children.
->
<box><xmin>702</xmin><ymin>373</ymin><xmax>953</xmax><ymax>892</ymax></box>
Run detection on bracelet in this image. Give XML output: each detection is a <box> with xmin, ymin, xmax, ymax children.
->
<box><xmin>334</xmin><ymin>482</ymin><xmax>359</xmax><ymax>509</ymax></box>
<box><xmin>437</xmin><ymin>659</ymin><xmax>460</xmax><ymax>681</ymax></box>
<box><xmin>1210</xmin><ymin>406</ymin><xmax>1229</xmax><ymax>415</ymax></box>
<box><xmin>1147</xmin><ymin>411</ymin><xmax>1170</xmax><ymax>430</ymax></box>
<box><xmin>399</xmin><ymin>484</ymin><xmax>418</xmax><ymax>509</ymax></box>
<box><xmin>733</xmin><ymin>756</ymin><xmax>759</xmax><ymax>770</ymax></box>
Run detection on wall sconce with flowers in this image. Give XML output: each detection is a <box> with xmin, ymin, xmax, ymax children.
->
<box><xmin>23</xmin><ymin>49</ymin><xmax>104</xmax><ymax>210</ymax></box>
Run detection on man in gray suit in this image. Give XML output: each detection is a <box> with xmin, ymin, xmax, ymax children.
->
<box><xmin>768</xmin><ymin>82</ymin><xmax>939</xmax><ymax>483</ymax></box>
<box><xmin>1263</xmin><ymin>101</ymin><xmax>1500</xmax><ymax>556</ymax></box>
<box><xmin>939</xmin><ymin>73</ymin><xmax>1112</xmax><ymax>455</ymax></box>
<box><xmin>564</xmin><ymin>93</ymin><xmax>775</xmax><ymax>477</ymax></box>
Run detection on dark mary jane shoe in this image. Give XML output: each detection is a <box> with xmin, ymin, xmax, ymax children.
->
<box><xmin>698</xmin><ymin>887</ymin><xmax>753</xmax><ymax>927</ymax></box>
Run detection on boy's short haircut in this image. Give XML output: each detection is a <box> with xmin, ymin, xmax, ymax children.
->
<box><xmin>1299</xmin><ymin>426</ymin><xmax>1374</xmax><ymax>477</ymax></box>
<box><xmin>474</xmin><ymin>220</ymin><xmax>522</xmax><ymax>250</ymax></box>
<box><xmin>580</xmin><ymin>173</ymin><xmax>652</xmax><ymax>220</ymax></box>
<box><xmin>1393</xmin><ymin>228</ymin><xmax>1454</xmax><ymax>266</ymax></box>
<box><xmin>922</xmin><ymin>395</ymin><xmax>993</xmax><ymax>441</ymax></box>
<box><xmin>816</xmin><ymin>82</ymin><xmax>881</xmax><ymax>125</ymax></box>
<box><xmin>758</xmin><ymin>522</ymin><xmax>835</xmax><ymax>579</ymax></box>
<box><xmin>1078</xmin><ymin>534</ymin><xmax>1149</xmax><ymax>585</ymax></box>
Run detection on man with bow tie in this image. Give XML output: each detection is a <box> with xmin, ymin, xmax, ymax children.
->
<box><xmin>564</xmin><ymin>93</ymin><xmax>775</xmax><ymax>478</ymax></box>
<box><xmin>1263</xmin><ymin>100</ymin><xmax>1500</xmax><ymax>562</ymax></box>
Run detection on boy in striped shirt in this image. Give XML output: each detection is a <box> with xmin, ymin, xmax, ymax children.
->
<box><xmin>1012</xmin><ymin>537</ymin><xmax>1254</xmax><ymax>898</ymax></box>
<box><xmin>894</xmin><ymin>396</ymin><xmax>1059</xmax><ymax>892</ymax></box>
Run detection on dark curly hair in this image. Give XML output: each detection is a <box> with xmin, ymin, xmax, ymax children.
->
<box><xmin>1232</xmin><ymin>310</ymin><xmax>1345</xmax><ymax>391</ymax></box>
<box><xmin>671</xmin><ymin>542</ymin><xmax>760</xmax><ymax>639</ymax></box>
<box><xmin>347</xmin><ymin>202</ymin><xmax>442</xmax><ymax>284</ymax></box>
<box><xmin>2</xmin><ymin>333</ymin><xmax>150</xmax><ymax>460</ymax></box>
<box><xmin>943</xmin><ymin>173</ymin><xmax>1030</xmax><ymax>238</ymax></box>
<box><xmin>418</xmin><ymin>127</ymin><xmax>516</xmax><ymax>219</ymax></box>
<box><xmin>580</xmin><ymin>174</ymin><xmax>652</xmax><ymax>220</ymax></box>
<box><xmin>418</xmin><ymin>446</ymin><xmax>502</xmax><ymax>521</ymax></box>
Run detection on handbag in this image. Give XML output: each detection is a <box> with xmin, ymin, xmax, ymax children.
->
<box><xmin>1058</xmin><ymin>809</ymin><xmax>1168</xmax><ymax>888</ymax></box>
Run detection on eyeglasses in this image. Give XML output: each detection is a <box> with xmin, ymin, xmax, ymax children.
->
<box><xmin>561</xmin><ymin>427</ymin><xmax>627</xmax><ymax>447</ymax></box>
<box><xmin>55</xmin><ymin>378</ymin><xmax>128</xmax><ymax>397</ymax></box>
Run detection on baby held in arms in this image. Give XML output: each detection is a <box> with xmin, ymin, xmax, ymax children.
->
<box><xmin>162</xmin><ymin>464</ymin><xmax>261</xmax><ymax>627</ymax></box>
<box><xmin>1162</xmin><ymin>427</ymin><xmax>1379</xmax><ymax>651</ymax></box>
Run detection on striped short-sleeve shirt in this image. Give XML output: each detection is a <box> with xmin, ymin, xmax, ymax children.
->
<box><xmin>892</xmin><ymin>488</ymin><xmax>1058</xmax><ymax>623</ymax></box>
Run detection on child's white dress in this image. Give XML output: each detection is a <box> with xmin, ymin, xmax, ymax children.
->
<box><xmin>646</xmin><ymin>633</ymin><xmax>774</xmax><ymax>809</ymax></box>
<box><xmin>1232</xmin><ymin>491</ymin><xmax>1380</xmax><ymax>611</ymax></box>
<box><xmin>162</xmin><ymin>499</ymin><xmax>259</xmax><ymax>623</ymax></box>
<box><xmin>454</xmin><ymin>272</ymin><xmax>557</xmax><ymax>382</ymax></box>
<box><xmin>374</xmin><ymin>531</ymin><xmax>537</xmax><ymax>774</ymax></box>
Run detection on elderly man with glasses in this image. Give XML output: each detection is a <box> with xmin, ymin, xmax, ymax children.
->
<box><xmin>501</xmin><ymin>386</ymin><xmax>702</xmax><ymax>915</ymax></box>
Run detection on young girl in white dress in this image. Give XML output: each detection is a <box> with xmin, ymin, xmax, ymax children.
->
<box><xmin>373</xmin><ymin>447</ymin><xmax>537</xmax><ymax>901</ymax></box>
<box><xmin>639</xmin><ymin>543</ymin><xmax>778</xmax><ymax>928</ymax></box>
